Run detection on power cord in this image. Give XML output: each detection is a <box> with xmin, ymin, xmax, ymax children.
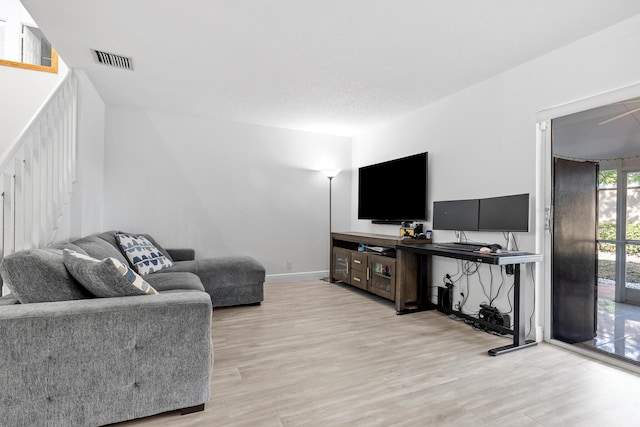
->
<box><xmin>526</xmin><ymin>263</ymin><xmax>536</xmax><ymax>340</ymax></box>
<box><xmin>489</xmin><ymin>266</ymin><xmax>506</xmax><ymax>307</ymax></box>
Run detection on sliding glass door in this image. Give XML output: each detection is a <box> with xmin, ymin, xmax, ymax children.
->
<box><xmin>624</xmin><ymin>171</ymin><xmax>640</xmax><ymax>304</ymax></box>
<box><xmin>598</xmin><ymin>170</ymin><xmax>640</xmax><ymax>304</ymax></box>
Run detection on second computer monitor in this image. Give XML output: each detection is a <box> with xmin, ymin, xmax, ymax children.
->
<box><xmin>478</xmin><ymin>193</ymin><xmax>529</xmax><ymax>232</ymax></box>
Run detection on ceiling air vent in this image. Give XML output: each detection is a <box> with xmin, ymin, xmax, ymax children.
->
<box><xmin>92</xmin><ymin>49</ymin><xmax>134</xmax><ymax>70</ymax></box>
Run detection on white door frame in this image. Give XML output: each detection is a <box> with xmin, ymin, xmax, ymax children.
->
<box><xmin>535</xmin><ymin>82</ymin><xmax>640</xmax><ymax>370</ymax></box>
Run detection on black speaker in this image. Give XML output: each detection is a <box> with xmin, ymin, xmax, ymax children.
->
<box><xmin>437</xmin><ymin>286</ymin><xmax>452</xmax><ymax>313</ymax></box>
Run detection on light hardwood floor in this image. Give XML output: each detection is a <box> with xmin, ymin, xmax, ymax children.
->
<box><xmin>116</xmin><ymin>281</ymin><xmax>640</xmax><ymax>426</ymax></box>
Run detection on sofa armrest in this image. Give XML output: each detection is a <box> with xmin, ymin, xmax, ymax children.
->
<box><xmin>166</xmin><ymin>248</ymin><xmax>196</xmax><ymax>261</ymax></box>
<box><xmin>0</xmin><ymin>292</ymin><xmax>212</xmax><ymax>426</ymax></box>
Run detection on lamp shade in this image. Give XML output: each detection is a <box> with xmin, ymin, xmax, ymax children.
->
<box><xmin>321</xmin><ymin>169</ymin><xmax>340</xmax><ymax>179</ymax></box>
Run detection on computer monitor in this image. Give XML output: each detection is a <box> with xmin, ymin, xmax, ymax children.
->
<box><xmin>432</xmin><ymin>199</ymin><xmax>479</xmax><ymax>231</ymax></box>
<box><xmin>478</xmin><ymin>193</ymin><xmax>529</xmax><ymax>232</ymax></box>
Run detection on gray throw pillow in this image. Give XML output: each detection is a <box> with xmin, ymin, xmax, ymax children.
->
<box><xmin>62</xmin><ymin>249</ymin><xmax>158</xmax><ymax>297</ymax></box>
<box><xmin>0</xmin><ymin>248</ymin><xmax>91</xmax><ymax>303</ymax></box>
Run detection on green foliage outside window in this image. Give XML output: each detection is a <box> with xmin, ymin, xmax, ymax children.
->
<box><xmin>600</xmin><ymin>170</ymin><xmax>617</xmax><ymax>186</ymax></box>
<box><xmin>599</xmin><ymin>222</ymin><xmax>640</xmax><ymax>254</ymax></box>
<box><xmin>599</xmin><ymin>170</ymin><xmax>640</xmax><ymax>186</ymax></box>
<box><xmin>597</xmin><ymin>170</ymin><xmax>640</xmax><ymax>254</ymax></box>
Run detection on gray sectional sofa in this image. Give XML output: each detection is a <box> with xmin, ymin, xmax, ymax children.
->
<box><xmin>0</xmin><ymin>230</ymin><xmax>265</xmax><ymax>426</ymax></box>
<box><xmin>70</xmin><ymin>231</ymin><xmax>266</xmax><ymax>308</ymax></box>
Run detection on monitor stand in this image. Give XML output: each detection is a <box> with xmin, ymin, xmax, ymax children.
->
<box><xmin>506</xmin><ymin>231</ymin><xmax>514</xmax><ymax>251</ymax></box>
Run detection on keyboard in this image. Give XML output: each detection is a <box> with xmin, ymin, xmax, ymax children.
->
<box><xmin>434</xmin><ymin>242</ymin><xmax>491</xmax><ymax>252</ymax></box>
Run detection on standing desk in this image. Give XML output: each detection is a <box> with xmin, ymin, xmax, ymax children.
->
<box><xmin>396</xmin><ymin>243</ymin><xmax>543</xmax><ymax>356</ymax></box>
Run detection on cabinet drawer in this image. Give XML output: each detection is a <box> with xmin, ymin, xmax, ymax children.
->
<box><xmin>351</xmin><ymin>270</ymin><xmax>368</xmax><ymax>290</ymax></box>
<box><xmin>351</xmin><ymin>252</ymin><xmax>368</xmax><ymax>270</ymax></box>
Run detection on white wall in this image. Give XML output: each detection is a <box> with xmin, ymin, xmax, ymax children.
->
<box><xmin>0</xmin><ymin>0</ymin><xmax>68</xmax><ymax>153</ymax></box>
<box><xmin>351</xmin><ymin>14</ymin><xmax>640</xmax><ymax>338</ymax></box>
<box><xmin>55</xmin><ymin>70</ymin><xmax>106</xmax><ymax>241</ymax></box>
<box><xmin>68</xmin><ymin>70</ymin><xmax>106</xmax><ymax>237</ymax></box>
<box><xmin>103</xmin><ymin>106</ymin><xmax>351</xmax><ymax>281</ymax></box>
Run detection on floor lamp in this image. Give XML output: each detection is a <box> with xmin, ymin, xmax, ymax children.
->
<box><xmin>321</xmin><ymin>169</ymin><xmax>340</xmax><ymax>281</ymax></box>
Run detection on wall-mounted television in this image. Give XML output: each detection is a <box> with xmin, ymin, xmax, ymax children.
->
<box><xmin>478</xmin><ymin>193</ymin><xmax>529</xmax><ymax>232</ymax></box>
<box><xmin>358</xmin><ymin>152</ymin><xmax>428</xmax><ymax>223</ymax></box>
<box><xmin>432</xmin><ymin>199</ymin><xmax>479</xmax><ymax>231</ymax></box>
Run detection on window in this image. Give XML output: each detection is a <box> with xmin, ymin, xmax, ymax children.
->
<box><xmin>0</xmin><ymin>20</ymin><xmax>57</xmax><ymax>73</ymax></box>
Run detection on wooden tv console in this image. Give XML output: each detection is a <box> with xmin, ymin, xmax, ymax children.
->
<box><xmin>330</xmin><ymin>232</ymin><xmax>432</xmax><ymax>313</ymax></box>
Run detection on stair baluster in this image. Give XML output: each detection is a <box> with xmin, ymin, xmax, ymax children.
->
<box><xmin>0</xmin><ymin>71</ymin><xmax>77</xmax><ymax>295</ymax></box>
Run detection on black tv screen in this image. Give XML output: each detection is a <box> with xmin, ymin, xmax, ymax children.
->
<box><xmin>478</xmin><ymin>193</ymin><xmax>529</xmax><ymax>232</ymax></box>
<box><xmin>358</xmin><ymin>152</ymin><xmax>428</xmax><ymax>222</ymax></box>
<box><xmin>432</xmin><ymin>199</ymin><xmax>479</xmax><ymax>231</ymax></box>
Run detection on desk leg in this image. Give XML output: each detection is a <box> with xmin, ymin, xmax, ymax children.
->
<box><xmin>488</xmin><ymin>263</ymin><xmax>537</xmax><ymax>355</ymax></box>
<box><xmin>396</xmin><ymin>253</ymin><xmax>433</xmax><ymax>315</ymax></box>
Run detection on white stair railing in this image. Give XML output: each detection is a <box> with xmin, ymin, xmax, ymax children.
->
<box><xmin>0</xmin><ymin>70</ymin><xmax>77</xmax><ymax>265</ymax></box>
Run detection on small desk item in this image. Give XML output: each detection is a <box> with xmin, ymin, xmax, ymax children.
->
<box><xmin>396</xmin><ymin>243</ymin><xmax>543</xmax><ymax>356</ymax></box>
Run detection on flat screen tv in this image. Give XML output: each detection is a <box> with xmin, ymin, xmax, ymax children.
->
<box><xmin>432</xmin><ymin>199</ymin><xmax>479</xmax><ymax>231</ymax></box>
<box><xmin>478</xmin><ymin>193</ymin><xmax>529</xmax><ymax>232</ymax></box>
<box><xmin>358</xmin><ymin>152</ymin><xmax>428</xmax><ymax>223</ymax></box>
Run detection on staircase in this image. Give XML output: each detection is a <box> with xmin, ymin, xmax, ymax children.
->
<box><xmin>0</xmin><ymin>70</ymin><xmax>77</xmax><ymax>261</ymax></box>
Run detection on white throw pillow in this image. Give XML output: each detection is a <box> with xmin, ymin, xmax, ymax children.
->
<box><xmin>115</xmin><ymin>233</ymin><xmax>173</xmax><ymax>275</ymax></box>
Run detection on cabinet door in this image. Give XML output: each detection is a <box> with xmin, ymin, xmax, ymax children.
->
<box><xmin>368</xmin><ymin>255</ymin><xmax>396</xmax><ymax>300</ymax></box>
<box><xmin>332</xmin><ymin>248</ymin><xmax>351</xmax><ymax>283</ymax></box>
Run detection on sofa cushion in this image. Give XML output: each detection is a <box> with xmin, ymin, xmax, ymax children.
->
<box><xmin>144</xmin><ymin>272</ymin><xmax>205</xmax><ymax>293</ymax></box>
<box><xmin>165</xmin><ymin>248</ymin><xmax>194</xmax><ymax>262</ymax></box>
<box><xmin>63</xmin><ymin>249</ymin><xmax>157</xmax><ymax>297</ymax></box>
<box><xmin>116</xmin><ymin>233</ymin><xmax>173</xmax><ymax>275</ymax></box>
<box><xmin>50</xmin><ymin>242</ymin><xmax>89</xmax><ymax>255</ymax></box>
<box><xmin>0</xmin><ymin>248</ymin><xmax>91</xmax><ymax>303</ymax></box>
<box><xmin>72</xmin><ymin>234</ymin><xmax>129</xmax><ymax>265</ymax></box>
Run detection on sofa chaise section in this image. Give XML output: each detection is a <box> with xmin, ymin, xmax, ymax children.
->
<box><xmin>82</xmin><ymin>231</ymin><xmax>266</xmax><ymax>308</ymax></box>
<box><xmin>158</xmin><ymin>255</ymin><xmax>265</xmax><ymax>308</ymax></box>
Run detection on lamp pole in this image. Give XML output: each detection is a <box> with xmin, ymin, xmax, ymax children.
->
<box><xmin>322</xmin><ymin>170</ymin><xmax>340</xmax><ymax>282</ymax></box>
<box><xmin>328</xmin><ymin>175</ymin><xmax>334</xmax><ymax>236</ymax></box>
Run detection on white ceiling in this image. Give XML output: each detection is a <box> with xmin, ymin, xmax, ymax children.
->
<box><xmin>553</xmin><ymin>98</ymin><xmax>640</xmax><ymax>161</ymax></box>
<box><xmin>20</xmin><ymin>0</ymin><xmax>640</xmax><ymax>137</ymax></box>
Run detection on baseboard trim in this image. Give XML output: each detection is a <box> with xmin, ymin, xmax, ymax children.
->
<box><xmin>266</xmin><ymin>271</ymin><xmax>328</xmax><ymax>283</ymax></box>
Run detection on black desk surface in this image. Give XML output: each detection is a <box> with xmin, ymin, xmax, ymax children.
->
<box><xmin>397</xmin><ymin>243</ymin><xmax>543</xmax><ymax>265</ymax></box>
